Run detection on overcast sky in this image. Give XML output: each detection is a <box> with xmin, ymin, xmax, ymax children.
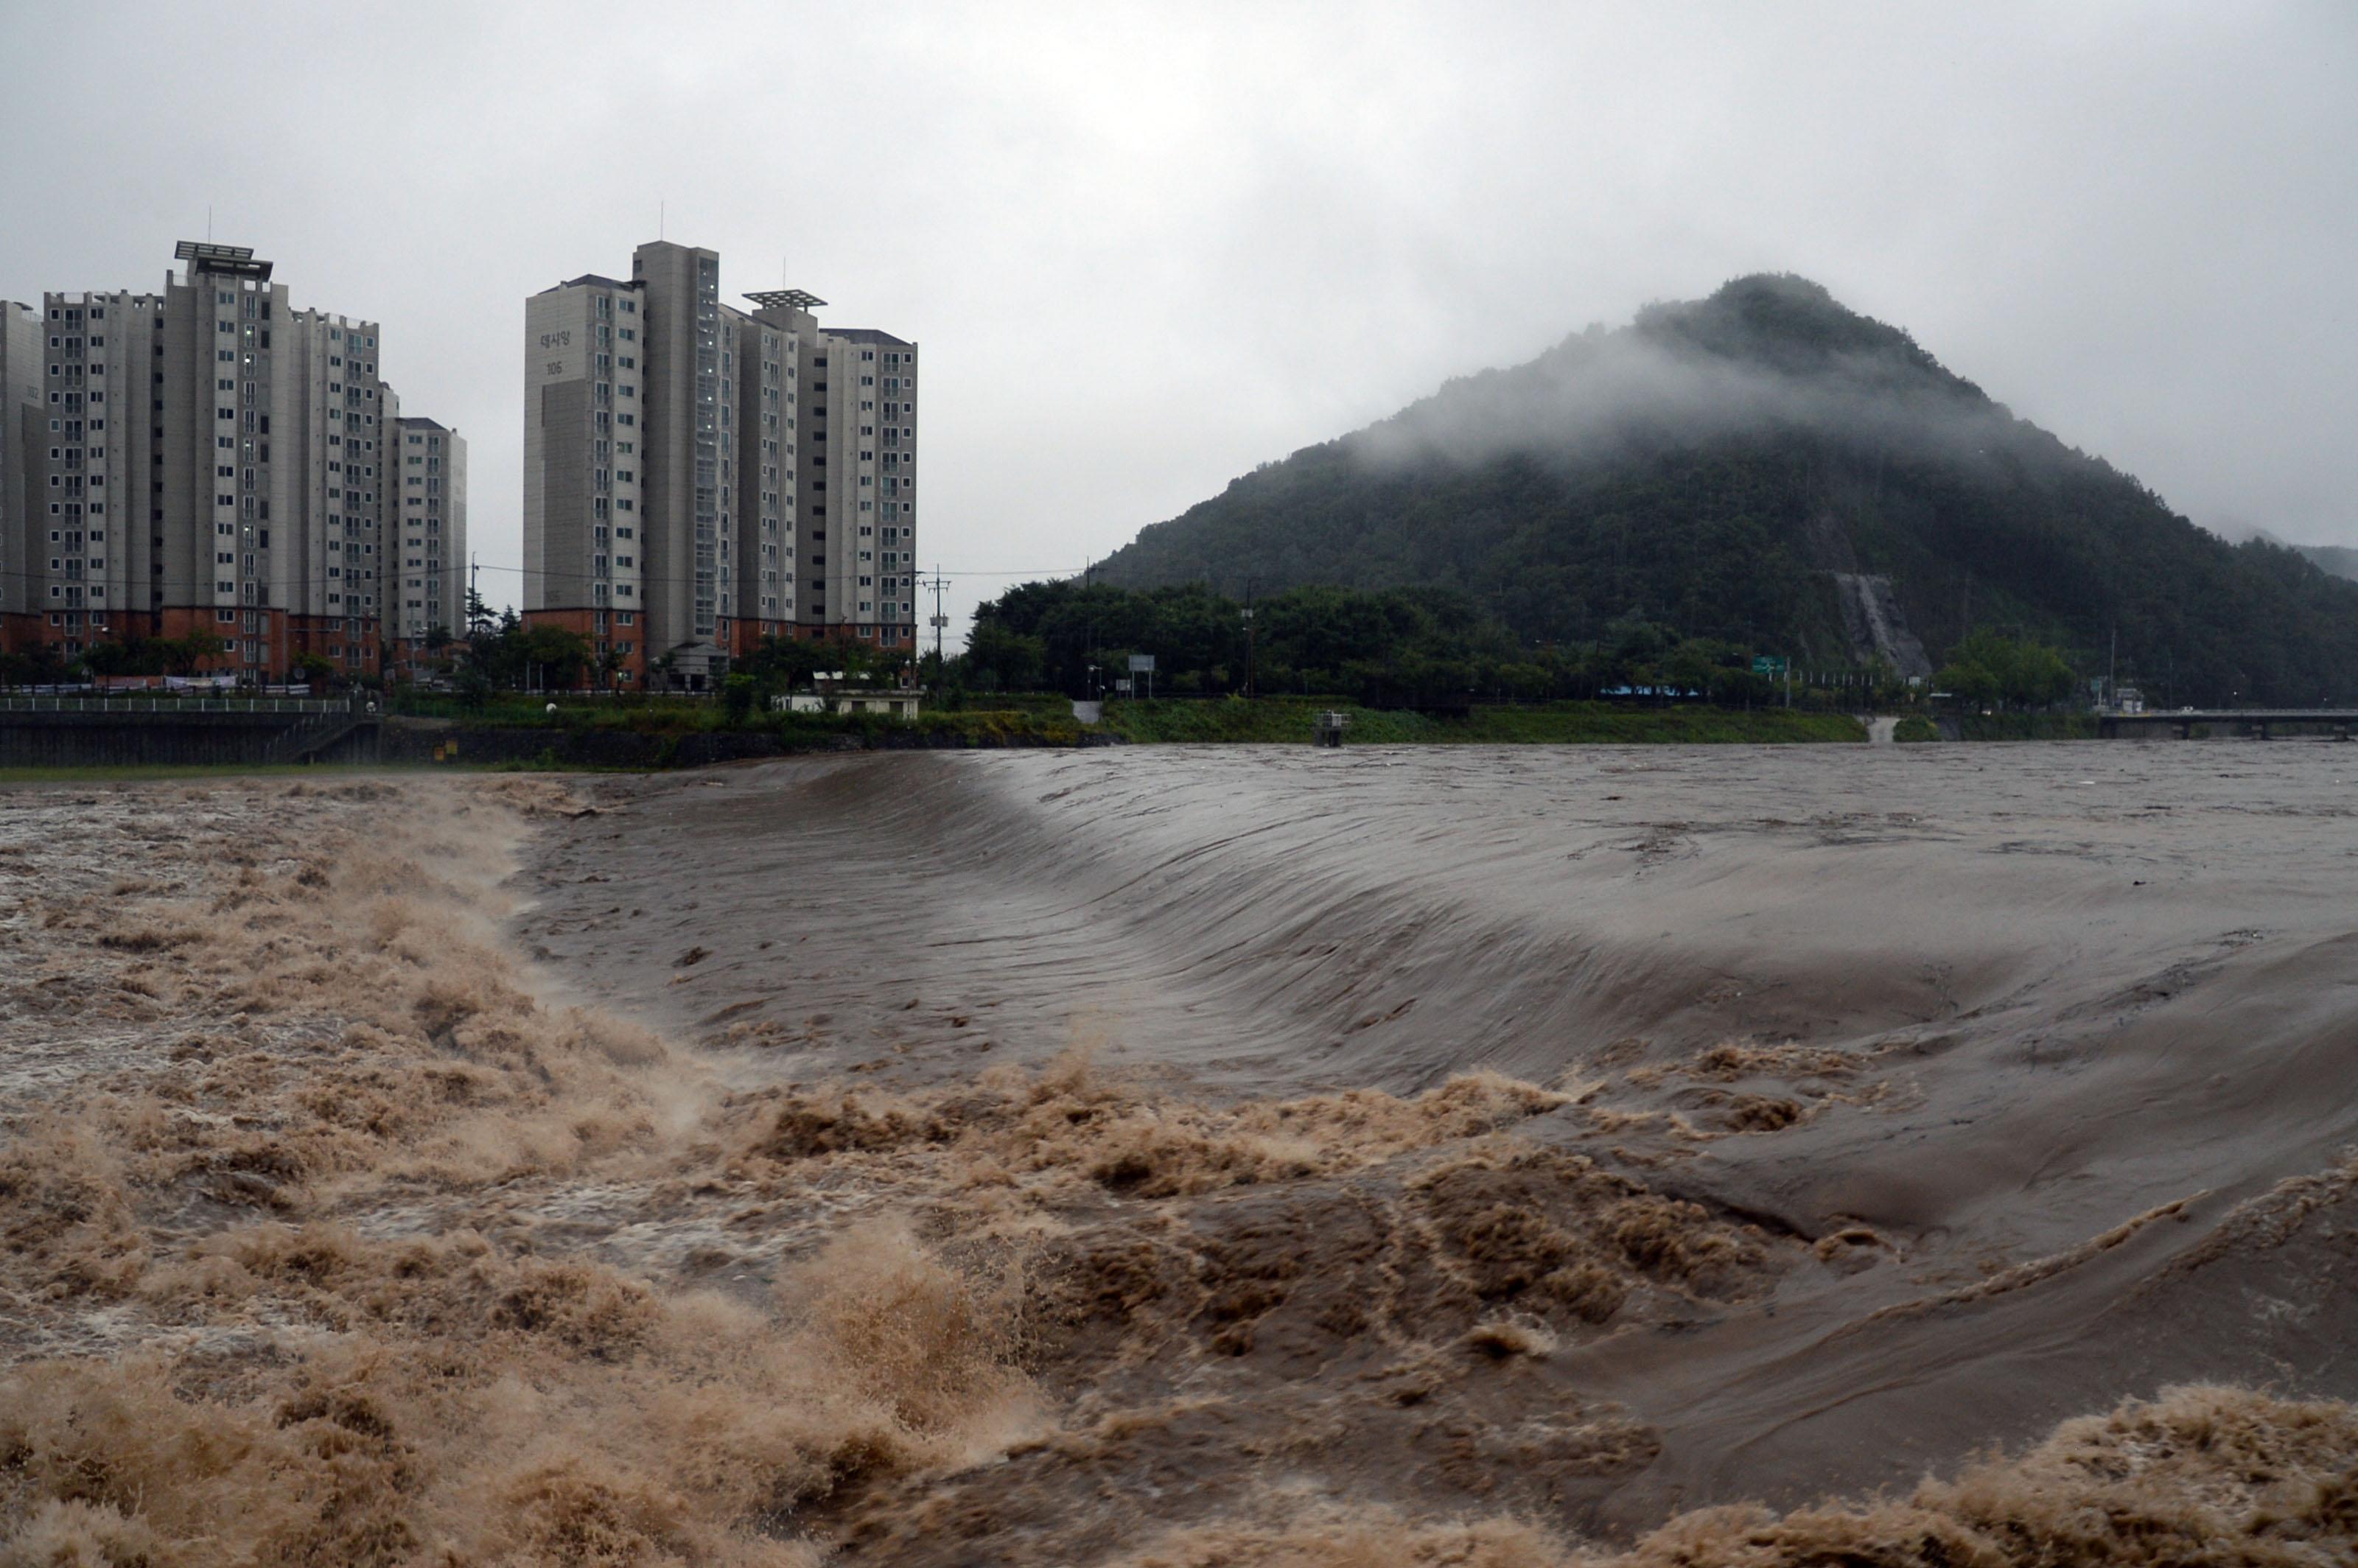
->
<box><xmin>6</xmin><ymin>1</ymin><xmax>2351</xmax><ymax>640</ymax></box>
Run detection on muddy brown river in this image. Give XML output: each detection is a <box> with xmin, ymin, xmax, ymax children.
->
<box><xmin>517</xmin><ymin>742</ymin><xmax>2358</xmax><ymax>1553</ymax></box>
<box><xmin>4</xmin><ymin>744</ymin><xmax>2356</xmax><ymax>1564</ymax></box>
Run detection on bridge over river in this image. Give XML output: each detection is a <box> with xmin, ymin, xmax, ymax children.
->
<box><xmin>2097</xmin><ymin>707</ymin><xmax>2358</xmax><ymax>739</ymax></box>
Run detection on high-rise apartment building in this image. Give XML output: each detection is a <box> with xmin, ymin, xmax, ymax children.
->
<box><xmin>387</xmin><ymin>417</ymin><xmax>468</xmax><ymax>678</ymax></box>
<box><xmin>633</xmin><ymin>242</ymin><xmax>735</xmax><ymax>680</ymax></box>
<box><xmin>0</xmin><ymin>301</ymin><xmax>40</xmax><ymax>636</ymax></box>
<box><xmin>0</xmin><ymin>242</ymin><xmax>455</xmax><ymax>678</ymax></box>
<box><xmin>271</xmin><ymin>293</ymin><xmax>393</xmax><ymax>675</ymax></box>
<box><xmin>722</xmin><ymin>299</ymin><xmax>794</xmax><ymax>658</ymax></box>
<box><xmin>739</xmin><ymin>294</ymin><xmax>920</xmax><ymax>654</ymax></box>
<box><xmin>523</xmin><ymin>263</ymin><xmax>655</xmax><ymax>685</ymax></box>
<box><xmin>0</xmin><ymin>282</ymin><xmax>166</xmax><ymax>658</ymax></box>
<box><xmin>822</xmin><ymin>328</ymin><xmax>920</xmax><ymax>648</ymax></box>
<box><xmin>525</xmin><ymin>242</ymin><xmax>915</xmax><ymax>686</ymax></box>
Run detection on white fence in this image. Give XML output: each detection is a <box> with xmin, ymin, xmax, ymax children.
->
<box><xmin>0</xmin><ymin>696</ymin><xmax>346</xmax><ymax>715</ymax></box>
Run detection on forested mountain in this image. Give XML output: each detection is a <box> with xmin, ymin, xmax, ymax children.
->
<box><xmin>1096</xmin><ymin>276</ymin><xmax>2358</xmax><ymax>705</ymax></box>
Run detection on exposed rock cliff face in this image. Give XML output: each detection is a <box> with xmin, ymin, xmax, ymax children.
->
<box><xmin>1831</xmin><ymin>572</ymin><xmax>1932</xmax><ymax>679</ymax></box>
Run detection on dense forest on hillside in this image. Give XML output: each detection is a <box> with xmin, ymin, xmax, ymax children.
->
<box><xmin>1096</xmin><ymin>276</ymin><xmax>2358</xmax><ymax>706</ymax></box>
<box><xmin>968</xmin><ymin>581</ymin><xmax>1743</xmax><ymax>703</ymax></box>
<box><xmin>963</xmin><ymin>579</ymin><xmax>2058</xmax><ymax>710</ymax></box>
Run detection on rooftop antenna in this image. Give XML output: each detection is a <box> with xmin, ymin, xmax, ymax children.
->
<box><xmin>206</xmin><ymin>204</ymin><xmax>212</xmax><ymax>241</ymax></box>
<box><xmin>659</xmin><ymin>200</ymin><xmax>665</xmax><ymax>241</ymax></box>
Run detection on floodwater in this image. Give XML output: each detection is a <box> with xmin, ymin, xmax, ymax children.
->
<box><xmin>4</xmin><ymin>744</ymin><xmax>2357</xmax><ymax>1564</ymax></box>
<box><xmin>519</xmin><ymin>741</ymin><xmax>2358</xmax><ymax>1553</ymax></box>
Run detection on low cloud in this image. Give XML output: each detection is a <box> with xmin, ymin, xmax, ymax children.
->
<box><xmin>1348</xmin><ymin>285</ymin><xmax>2023</xmax><ymax>477</ymax></box>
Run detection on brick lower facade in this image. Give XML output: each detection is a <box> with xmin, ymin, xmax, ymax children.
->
<box><xmin>522</xmin><ymin>607</ymin><xmax>649</xmax><ymax>690</ymax></box>
<box><xmin>2</xmin><ymin>605</ymin><xmax>379</xmax><ymax>681</ymax></box>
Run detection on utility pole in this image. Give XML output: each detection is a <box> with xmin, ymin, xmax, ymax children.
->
<box><xmin>924</xmin><ymin>566</ymin><xmax>951</xmax><ymax>668</ymax></box>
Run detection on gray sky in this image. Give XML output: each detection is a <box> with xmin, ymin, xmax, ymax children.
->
<box><xmin>6</xmin><ymin>1</ymin><xmax>2352</xmax><ymax>640</ymax></box>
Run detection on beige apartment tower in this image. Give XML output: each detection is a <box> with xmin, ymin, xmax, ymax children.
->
<box><xmin>526</xmin><ymin>242</ymin><xmax>915</xmax><ymax>687</ymax></box>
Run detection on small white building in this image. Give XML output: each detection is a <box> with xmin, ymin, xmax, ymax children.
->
<box><xmin>833</xmin><ymin>688</ymin><xmax>922</xmax><ymax>718</ymax></box>
<box><xmin>773</xmin><ymin>673</ymin><xmax>923</xmax><ymax>719</ymax></box>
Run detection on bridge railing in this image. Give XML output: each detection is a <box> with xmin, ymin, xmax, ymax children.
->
<box><xmin>2096</xmin><ymin>707</ymin><xmax>2358</xmax><ymax>721</ymax></box>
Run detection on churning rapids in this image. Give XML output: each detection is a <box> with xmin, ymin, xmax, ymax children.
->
<box><xmin>4</xmin><ymin>744</ymin><xmax>2357</xmax><ymax>1565</ymax></box>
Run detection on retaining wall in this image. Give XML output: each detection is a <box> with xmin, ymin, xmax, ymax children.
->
<box><xmin>0</xmin><ymin>710</ymin><xmax>379</xmax><ymax>768</ymax></box>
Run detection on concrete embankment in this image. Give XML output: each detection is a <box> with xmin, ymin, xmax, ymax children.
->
<box><xmin>0</xmin><ymin>701</ymin><xmax>377</xmax><ymax>767</ymax></box>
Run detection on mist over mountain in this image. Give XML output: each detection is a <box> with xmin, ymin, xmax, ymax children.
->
<box><xmin>2295</xmin><ymin>544</ymin><xmax>2358</xmax><ymax>584</ymax></box>
<box><xmin>1098</xmin><ymin>276</ymin><xmax>2358</xmax><ymax>705</ymax></box>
